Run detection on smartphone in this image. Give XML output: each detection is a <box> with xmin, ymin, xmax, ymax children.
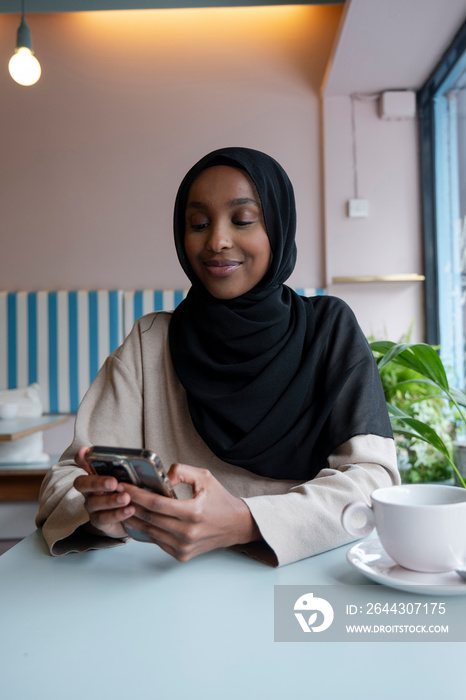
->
<box><xmin>86</xmin><ymin>445</ymin><xmax>177</xmax><ymax>542</ymax></box>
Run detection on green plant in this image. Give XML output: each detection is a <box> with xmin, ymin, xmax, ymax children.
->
<box><xmin>370</xmin><ymin>340</ymin><xmax>466</xmax><ymax>488</ymax></box>
<box><xmin>374</xmin><ymin>344</ymin><xmax>454</xmax><ymax>483</ymax></box>
<box><xmin>396</xmin><ymin>402</ymin><xmax>454</xmax><ymax>484</ymax></box>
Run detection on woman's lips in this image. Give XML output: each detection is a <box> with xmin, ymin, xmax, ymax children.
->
<box><xmin>203</xmin><ymin>259</ymin><xmax>242</xmax><ymax>277</ymax></box>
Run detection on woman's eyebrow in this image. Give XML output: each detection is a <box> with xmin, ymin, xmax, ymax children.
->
<box><xmin>186</xmin><ymin>197</ymin><xmax>260</xmax><ymax>209</ymax></box>
<box><xmin>227</xmin><ymin>197</ymin><xmax>260</xmax><ymax>207</ymax></box>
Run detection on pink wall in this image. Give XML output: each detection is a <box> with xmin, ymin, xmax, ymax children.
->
<box><xmin>0</xmin><ymin>6</ymin><xmax>341</xmax><ymax>292</ymax></box>
<box><xmin>323</xmin><ymin>95</ymin><xmax>424</xmax><ymax>341</ymax></box>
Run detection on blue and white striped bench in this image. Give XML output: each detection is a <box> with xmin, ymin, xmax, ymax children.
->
<box><xmin>1</xmin><ymin>287</ymin><xmax>325</xmax><ymax>413</ymax></box>
<box><xmin>123</xmin><ymin>290</ymin><xmax>188</xmax><ymax>337</ymax></box>
<box><xmin>0</xmin><ymin>291</ymin><xmax>124</xmax><ymax>413</ymax></box>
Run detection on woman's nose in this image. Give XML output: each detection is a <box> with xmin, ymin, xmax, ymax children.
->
<box><xmin>205</xmin><ymin>223</ymin><xmax>233</xmax><ymax>252</ymax></box>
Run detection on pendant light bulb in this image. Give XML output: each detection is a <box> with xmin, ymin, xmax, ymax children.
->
<box><xmin>9</xmin><ymin>47</ymin><xmax>41</xmax><ymax>86</ymax></box>
<box><xmin>9</xmin><ymin>11</ymin><xmax>41</xmax><ymax>87</ymax></box>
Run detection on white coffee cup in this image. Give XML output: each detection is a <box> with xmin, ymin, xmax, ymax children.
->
<box><xmin>341</xmin><ymin>484</ymin><xmax>466</xmax><ymax>573</ymax></box>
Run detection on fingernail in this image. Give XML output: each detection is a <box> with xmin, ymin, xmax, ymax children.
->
<box><xmin>124</xmin><ymin>507</ymin><xmax>134</xmax><ymax>516</ymax></box>
<box><xmin>104</xmin><ymin>479</ymin><xmax>114</xmax><ymax>490</ymax></box>
<box><xmin>116</xmin><ymin>493</ymin><xmax>128</xmax><ymax>505</ymax></box>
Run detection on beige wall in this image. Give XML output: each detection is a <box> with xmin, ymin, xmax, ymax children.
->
<box><xmin>0</xmin><ymin>6</ymin><xmax>342</xmax><ymax>291</ymax></box>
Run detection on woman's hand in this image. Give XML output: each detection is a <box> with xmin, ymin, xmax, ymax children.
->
<box><xmin>73</xmin><ymin>446</ymin><xmax>136</xmax><ymax>539</ymax></box>
<box><xmin>122</xmin><ymin>463</ymin><xmax>261</xmax><ymax>561</ymax></box>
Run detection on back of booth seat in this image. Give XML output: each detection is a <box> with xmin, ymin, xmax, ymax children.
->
<box><xmin>0</xmin><ymin>287</ymin><xmax>324</xmax><ymax>413</ymax></box>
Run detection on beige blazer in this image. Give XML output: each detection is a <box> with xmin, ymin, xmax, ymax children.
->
<box><xmin>36</xmin><ymin>312</ymin><xmax>399</xmax><ymax>566</ymax></box>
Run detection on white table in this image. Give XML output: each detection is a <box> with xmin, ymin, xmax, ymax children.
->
<box><xmin>0</xmin><ymin>532</ymin><xmax>464</xmax><ymax>700</ymax></box>
<box><xmin>0</xmin><ymin>415</ymin><xmax>70</xmax><ymax>443</ymax></box>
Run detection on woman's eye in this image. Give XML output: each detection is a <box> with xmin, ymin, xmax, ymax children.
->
<box><xmin>232</xmin><ymin>208</ymin><xmax>258</xmax><ymax>227</ymax></box>
<box><xmin>187</xmin><ymin>216</ymin><xmax>209</xmax><ymax>231</ymax></box>
<box><xmin>233</xmin><ymin>220</ymin><xmax>254</xmax><ymax>227</ymax></box>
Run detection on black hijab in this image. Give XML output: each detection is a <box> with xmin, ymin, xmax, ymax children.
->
<box><xmin>169</xmin><ymin>147</ymin><xmax>392</xmax><ymax>480</ymax></box>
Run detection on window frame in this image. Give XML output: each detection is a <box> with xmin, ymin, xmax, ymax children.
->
<box><xmin>418</xmin><ymin>19</ymin><xmax>466</xmax><ymax>385</ymax></box>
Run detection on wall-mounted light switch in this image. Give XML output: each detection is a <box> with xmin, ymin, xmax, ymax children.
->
<box><xmin>347</xmin><ymin>198</ymin><xmax>369</xmax><ymax>218</ymax></box>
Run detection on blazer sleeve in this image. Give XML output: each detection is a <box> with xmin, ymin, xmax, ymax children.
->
<box><xmin>35</xmin><ymin>347</ymin><xmax>144</xmax><ymax>556</ymax></box>
<box><xmin>237</xmin><ymin>434</ymin><xmax>400</xmax><ymax>567</ymax></box>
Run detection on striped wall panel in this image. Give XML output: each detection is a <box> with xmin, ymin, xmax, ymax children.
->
<box><xmin>0</xmin><ymin>291</ymin><xmax>123</xmax><ymax>413</ymax></box>
<box><xmin>122</xmin><ymin>287</ymin><xmax>325</xmax><ymax>336</ymax></box>
<box><xmin>295</xmin><ymin>287</ymin><xmax>326</xmax><ymax>298</ymax></box>
<box><xmin>123</xmin><ymin>289</ymin><xmax>188</xmax><ymax>337</ymax></box>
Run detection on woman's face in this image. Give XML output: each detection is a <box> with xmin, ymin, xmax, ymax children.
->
<box><xmin>184</xmin><ymin>165</ymin><xmax>272</xmax><ymax>299</ymax></box>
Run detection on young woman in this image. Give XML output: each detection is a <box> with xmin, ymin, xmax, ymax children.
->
<box><xmin>36</xmin><ymin>147</ymin><xmax>399</xmax><ymax>566</ymax></box>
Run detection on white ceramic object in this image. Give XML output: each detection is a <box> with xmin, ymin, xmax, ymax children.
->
<box><xmin>346</xmin><ymin>539</ymin><xmax>466</xmax><ymax>596</ymax></box>
<box><xmin>341</xmin><ymin>484</ymin><xmax>466</xmax><ymax>573</ymax></box>
<box><xmin>0</xmin><ymin>402</ymin><xmax>19</xmax><ymax>419</ymax></box>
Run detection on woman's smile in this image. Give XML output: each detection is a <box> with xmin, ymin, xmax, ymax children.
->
<box><xmin>184</xmin><ymin>165</ymin><xmax>272</xmax><ymax>299</ymax></box>
<box><xmin>202</xmin><ymin>258</ymin><xmax>243</xmax><ymax>277</ymax></box>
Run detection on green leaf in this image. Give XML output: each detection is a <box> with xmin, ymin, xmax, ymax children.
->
<box><xmin>373</xmin><ymin>342</ymin><xmax>450</xmax><ymax>393</ymax></box>
<box><xmin>371</xmin><ymin>339</ymin><xmax>466</xmax><ymax>487</ymax></box>
<box><xmin>402</xmin><ymin>344</ymin><xmax>450</xmax><ymax>392</ymax></box>
<box><xmin>370</xmin><ymin>340</ymin><xmax>395</xmax><ymax>355</ymax></box>
<box><xmin>450</xmin><ymin>386</ymin><xmax>466</xmax><ymax>408</ymax></box>
<box><xmin>387</xmin><ymin>404</ymin><xmax>452</xmax><ymax>459</ymax></box>
<box><xmin>388</xmin><ymin>378</ymin><xmax>442</xmax><ymax>397</ymax></box>
<box><xmin>390</xmin><ymin>426</ymin><xmax>451</xmax><ymax>461</ymax></box>
<box><xmin>371</xmin><ymin>342</ymin><xmax>409</xmax><ymax>369</ymax></box>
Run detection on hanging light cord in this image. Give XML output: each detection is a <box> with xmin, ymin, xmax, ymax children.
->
<box><xmin>350</xmin><ymin>92</ymin><xmax>382</xmax><ymax>199</ymax></box>
<box><xmin>350</xmin><ymin>94</ymin><xmax>359</xmax><ymax>199</ymax></box>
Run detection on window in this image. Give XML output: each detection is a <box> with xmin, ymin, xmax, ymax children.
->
<box><xmin>419</xmin><ymin>19</ymin><xmax>466</xmax><ymax>389</ymax></box>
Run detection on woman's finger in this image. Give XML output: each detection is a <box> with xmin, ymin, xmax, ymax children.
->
<box><xmin>124</xmin><ymin>515</ymin><xmax>197</xmax><ymax>560</ymax></box>
<box><xmin>74</xmin><ymin>473</ymin><xmax>121</xmax><ymax>495</ymax></box>
<box><xmin>121</xmin><ymin>464</ymin><xmax>208</xmax><ymax>518</ymax></box>
<box><xmin>85</xmin><ymin>489</ymin><xmax>131</xmax><ymax>515</ymax></box>
<box><xmin>121</xmin><ymin>483</ymin><xmax>185</xmax><ymax>517</ymax></box>
<box><xmin>92</xmin><ymin>504</ymin><xmax>136</xmax><ymax>530</ymax></box>
<box><xmin>123</xmin><ymin>518</ymin><xmax>190</xmax><ymax>561</ymax></box>
<box><xmin>167</xmin><ymin>463</ymin><xmax>211</xmax><ymax>493</ymax></box>
<box><xmin>74</xmin><ymin>445</ymin><xmax>92</xmax><ymax>470</ymax></box>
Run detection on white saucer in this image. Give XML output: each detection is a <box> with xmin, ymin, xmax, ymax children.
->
<box><xmin>346</xmin><ymin>539</ymin><xmax>466</xmax><ymax>596</ymax></box>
